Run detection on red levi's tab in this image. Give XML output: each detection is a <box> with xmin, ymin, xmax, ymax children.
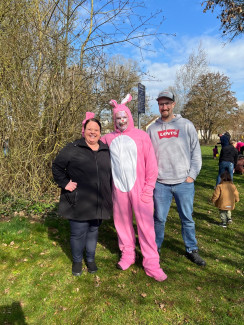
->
<box><xmin>158</xmin><ymin>129</ymin><xmax>179</xmax><ymax>139</ymax></box>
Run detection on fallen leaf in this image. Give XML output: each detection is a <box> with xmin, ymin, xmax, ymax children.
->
<box><xmin>117</xmin><ymin>284</ymin><xmax>125</xmax><ymax>288</ymax></box>
<box><xmin>95</xmin><ymin>275</ymin><xmax>101</xmax><ymax>287</ymax></box>
<box><xmin>140</xmin><ymin>293</ymin><xmax>147</xmax><ymax>298</ymax></box>
<box><xmin>49</xmin><ymin>228</ymin><xmax>59</xmax><ymax>234</ymax></box>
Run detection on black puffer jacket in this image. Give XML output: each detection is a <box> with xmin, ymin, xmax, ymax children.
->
<box><xmin>52</xmin><ymin>138</ymin><xmax>112</xmax><ymax>220</ymax></box>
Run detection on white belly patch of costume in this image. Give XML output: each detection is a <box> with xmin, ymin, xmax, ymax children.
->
<box><xmin>110</xmin><ymin>135</ymin><xmax>137</xmax><ymax>192</ymax></box>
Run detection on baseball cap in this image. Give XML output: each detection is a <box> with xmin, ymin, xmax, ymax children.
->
<box><xmin>156</xmin><ymin>90</ymin><xmax>175</xmax><ymax>101</ymax></box>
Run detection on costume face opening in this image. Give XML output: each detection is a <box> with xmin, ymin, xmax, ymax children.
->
<box><xmin>115</xmin><ymin>111</ymin><xmax>129</xmax><ymax>132</ymax></box>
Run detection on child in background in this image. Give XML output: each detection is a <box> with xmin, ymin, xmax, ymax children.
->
<box><xmin>213</xmin><ymin>145</ymin><xmax>218</xmax><ymax>159</ymax></box>
<box><xmin>211</xmin><ymin>170</ymin><xmax>239</xmax><ymax>227</ymax></box>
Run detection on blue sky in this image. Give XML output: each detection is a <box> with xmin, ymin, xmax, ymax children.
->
<box><xmin>116</xmin><ymin>0</ymin><xmax>244</xmax><ymax>114</ymax></box>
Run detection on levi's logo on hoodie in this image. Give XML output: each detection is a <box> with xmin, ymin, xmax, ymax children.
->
<box><xmin>158</xmin><ymin>129</ymin><xmax>179</xmax><ymax>139</ymax></box>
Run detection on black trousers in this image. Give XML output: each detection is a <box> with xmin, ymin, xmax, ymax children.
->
<box><xmin>69</xmin><ymin>219</ymin><xmax>102</xmax><ymax>262</ymax></box>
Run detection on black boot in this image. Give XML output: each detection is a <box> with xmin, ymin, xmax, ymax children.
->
<box><xmin>186</xmin><ymin>250</ymin><xmax>206</xmax><ymax>266</ymax></box>
<box><xmin>87</xmin><ymin>261</ymin><xmax>98</xmax><ymax>273</ymax></box>
<box><xmin>72</xmin><ymin>262</ymin><xmax>82</xmax><ymax>276</ymax></box>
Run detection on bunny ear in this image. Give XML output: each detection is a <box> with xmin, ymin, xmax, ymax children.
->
<box><xmin>82</xmin><ymin>111</ymin><xmax>95</xmax><ymax>136</ymax></box>
<box><xmin>121</xmin><ymin>94</ymin><xmax>132</xmax><ymax>105</ymax></box>
<box><xmin>85</xmin><ymin>112</ymin><xmax>95</xmax><ymax>120</ymax></box>
<box><xmin>109</xmin><ymin>99</ymin><xmax>118</xmax><ymax>107</ymax></box>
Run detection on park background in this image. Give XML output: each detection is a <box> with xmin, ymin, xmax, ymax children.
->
<box><xmin>0</xmin><ymin>1</ymin><xmax>243</xmax><ymax>324</ymax></box>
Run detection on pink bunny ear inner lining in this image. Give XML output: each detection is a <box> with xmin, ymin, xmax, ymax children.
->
<box><xmin>109</xmin><ymin>100</ymin><xmax>118</xmax><ymax>107</ymax></box>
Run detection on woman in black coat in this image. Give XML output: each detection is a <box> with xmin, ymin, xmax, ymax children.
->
<box><xmin>52</xmin><ymin>114</ymin><xmax>112</xmax><ymax>276</ymax></box>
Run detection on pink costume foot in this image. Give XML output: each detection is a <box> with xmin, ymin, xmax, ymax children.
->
<box><xmin>117</xmin><ymin>258</ymin><xmax>135</xmax><ymax>271</ymax></box>
<box><xmin>144</xmin><ymin>268</ymin><xmax>167</xmax><ymax>282</ymax></box>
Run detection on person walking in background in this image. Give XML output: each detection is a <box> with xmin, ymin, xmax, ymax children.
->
<box><xmin>212</xmin><ymin>170</ymin><xmax>239</xmax><ymax>227</ymax></box>
<box><xmin>52</xmin><ymin>113</ymin><xmax>113</xmax><ymax>276</ymax></box>
<box><xmin>217</xmin><ymin>132</ymin><xmax>230</xmax><ymax>148</ymax></box>
<box><xmin>213</xmin><ymin>145</ymin><xmax>218</xmax><ymax>159</ymax></box>
<box><xmin>216</xmin><ymin>140</ymin><xmax>238</xmax><ymax>186</ymax></box>
<box><xmin>102</xmin><ymin>94</ymin><xmax>167</xmax><ymax>282</ymax></box>
<box><xmin>236</xmin><ymin>141</ymin><xmax>244</xmax><ymax>155</ymax></box>
<box><xmin>147</xmin><ymin>89</ymin><xmax>206</xmax><ymax>266</ymax></box>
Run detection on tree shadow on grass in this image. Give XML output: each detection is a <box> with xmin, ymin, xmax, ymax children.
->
<box><xmin>97</xmin><ymin>218</ymin><xmax>119</xmax><ymax>256</ymax></box>
<box><xmin>163</xmin><ymin>237</ymin><xmax>186</xmax><ymax>256</ymax></box>
<box><xmin>43</xmin><ymin>205</ymin><xmax>72</xmax><ymax>262</ymax></box>
<box><xmin>0</xmin><ymin>301</ymin><xmax>28</xmax><ymax>325</ymax></box>
<box><xmin>43</xmin><ymin>205</ymin><xmax>120</xmax><ymax>263</ymax></box>
<box><xmin>194</xmin><ymin>211</ymin><xmax>219</xmax><ymax>225</ymax></box>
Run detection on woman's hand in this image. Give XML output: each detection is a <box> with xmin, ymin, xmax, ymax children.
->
<box><xmin>65</xmin><ymin>180</ymin><xmax>77</xmax><ymax>192</ymax></box>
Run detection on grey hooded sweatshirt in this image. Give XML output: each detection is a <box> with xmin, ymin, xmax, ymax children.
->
<box><xmin>147</xmin><ymin>114</ymin><xmax>202</xmax><ymax>184</ymax></box>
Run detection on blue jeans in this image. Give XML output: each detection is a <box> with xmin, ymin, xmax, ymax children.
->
<box><xmin>153</xmin><ymin>181</ymin><xmax>198</xmax><ymax>253</ymax></box>
<box><xmin>216</xmin><ymin>161</ymin><xmax>234</xmax><ymax>186</ymax></box>
<box><xmin>69</xmin><ymin>219</ymin><xmax>102</xmax><ymax>263</ymax></box>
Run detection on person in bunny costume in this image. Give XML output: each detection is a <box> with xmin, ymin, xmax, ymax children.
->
<box><xmin>101</xmin><ymin>94</ymin><xmax>167</xmax><ymax>282</ymax></box>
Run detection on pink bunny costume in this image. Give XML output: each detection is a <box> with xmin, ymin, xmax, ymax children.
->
<box><xmin>101</xmin><ymin>94</ymin><xmax>167</xmax><ymax>281</ymax></box>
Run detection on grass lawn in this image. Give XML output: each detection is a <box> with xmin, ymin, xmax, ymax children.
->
<box><xmin>0</xmin><ymin>146</ymin><xmax>243</xmax><ymax>324</ymax></box>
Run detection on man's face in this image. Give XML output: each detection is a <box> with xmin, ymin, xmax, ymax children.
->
<box><xmin>115</xmin><ymin>111</ymin><xmax>129</xmax><ymax>132</ymax></box>
<box><xmin>158</xmin><ymin>97</ymin><xmax>175</xmax><ymax>122</ymax></box>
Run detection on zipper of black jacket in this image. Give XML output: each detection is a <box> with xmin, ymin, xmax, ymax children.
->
<box><xmin>93</xmin><ymin>148</ymin><xmax>100</xmax><ymax>216</ymax></box>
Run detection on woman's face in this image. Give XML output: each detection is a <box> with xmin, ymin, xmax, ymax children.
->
<box><xmin>84</xmin><ymin>121</ymin><xmax>101</xmax><ymax>145</ymax></box>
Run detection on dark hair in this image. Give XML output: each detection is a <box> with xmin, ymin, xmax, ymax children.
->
<box><xmin>220</xmin><ymin>170</ymin><xmax>232</xmax><ymax>183</ymax></box>
<box><xmin>84</xmin><ymin>118</ymin><xmax>101</xmax><ymax>131</ymax></box>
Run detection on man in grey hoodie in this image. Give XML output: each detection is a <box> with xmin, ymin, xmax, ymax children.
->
<box><xmin>147</xmin><ymin>90</ymin><xmax>206</xmax><ymax>266</ymax></box>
